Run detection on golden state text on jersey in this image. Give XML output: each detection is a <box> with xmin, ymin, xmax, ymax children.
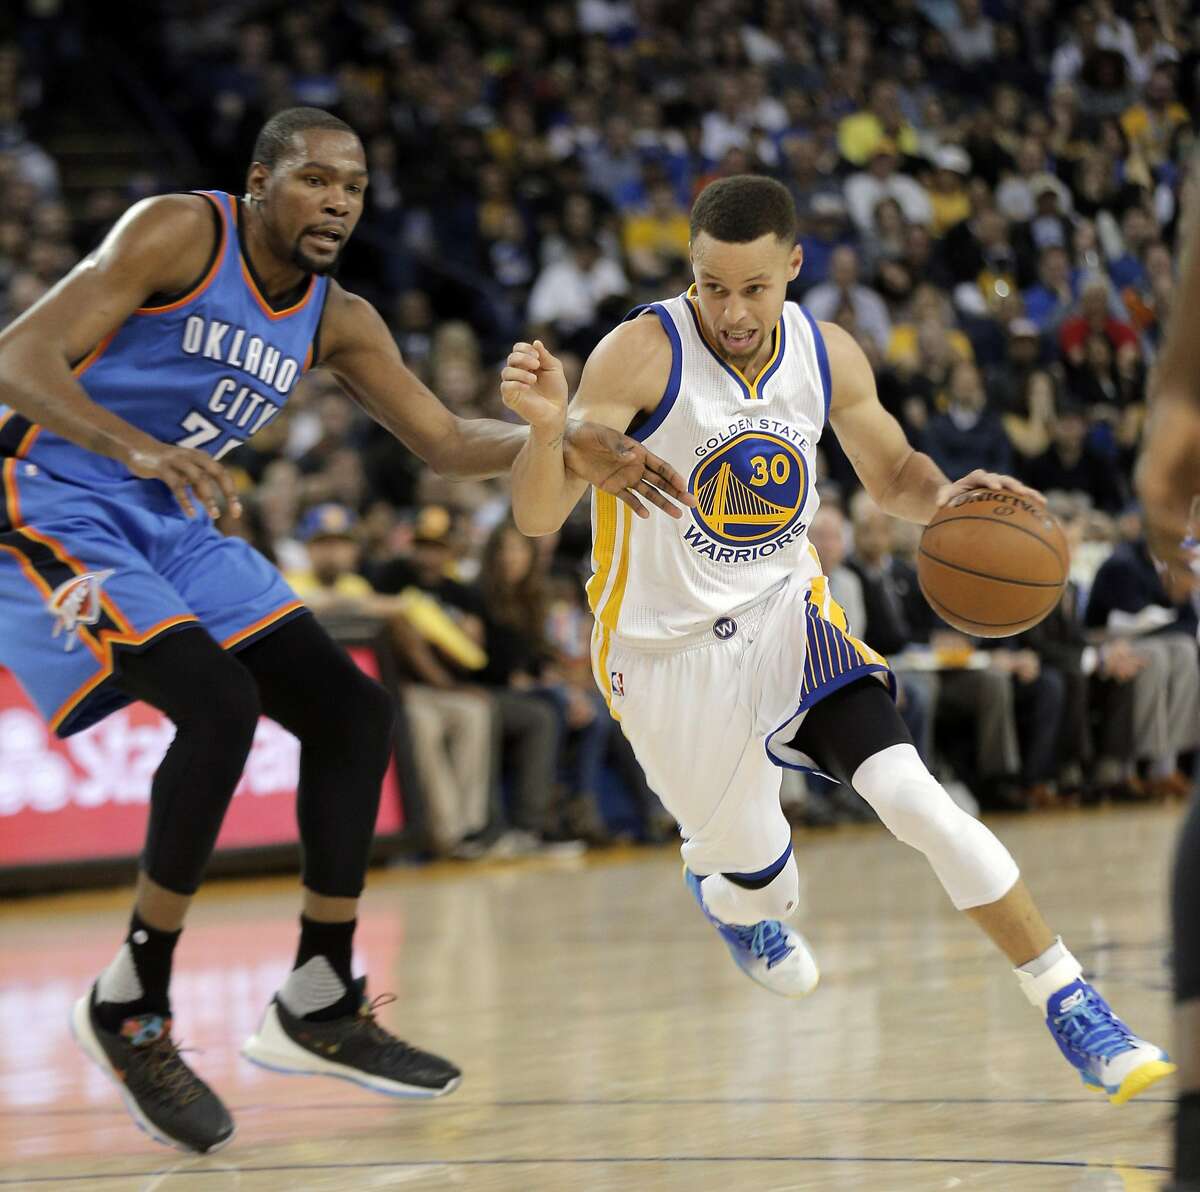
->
<box><xmin>686</xmin><ymin>421</ymin><xmax>811</xmax><ymax>563</ymax></box>
<box><xmin>0</xmin><ymin>190</ymin><xmax>327</xmax><ymax>495</ymax></box>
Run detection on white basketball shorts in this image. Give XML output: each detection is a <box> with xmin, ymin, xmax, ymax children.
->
<box><xmin>603</xmin><ymin>569</ymin><xmax>894</xmax><ymax>876</ymax></box>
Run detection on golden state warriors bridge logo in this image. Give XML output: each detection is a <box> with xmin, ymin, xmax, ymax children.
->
<box><xmin>685</xmin><ymin>426</ymin><xmax>810</xmax><ymax>562</ymax></box>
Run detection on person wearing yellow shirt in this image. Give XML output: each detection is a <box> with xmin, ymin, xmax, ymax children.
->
<box><xmin>285</xmin><ymin>504</ymin><xmax>377</xmax><ymax>605</ymax></box>
<box><xmin>926</xmin><ymin>145</ymin><xmax>972</xmax><ymax>237</ymax></box>
<box><xmin>1120</xmin><ymin>65</ymin><xmax>1190</xmax><ymax>168</ymax></box>
<box><xmin>837</xmin><ymin>79</ymin><xmax>920</xmax><ymax>167</ymax></box>
<box><xmin>621</xmin><ymin>181</ymin><xmax>691</xmax><ymax>283</ymax></box>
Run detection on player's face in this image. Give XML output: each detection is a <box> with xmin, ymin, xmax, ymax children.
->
<box><xmin>690</xmin><ymin>232</ymin><xmax>802</xmax><ymax>368</ymax></box>
<box><xmin>255</xmin><ymin>130</ymin><xmax>368</xmax><ymax>275</ymax></box>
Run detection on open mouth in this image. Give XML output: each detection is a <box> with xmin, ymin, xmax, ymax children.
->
<box><xmin>721</xmin><ymin>328</ymin><xmax>758</xmax><ymax>351</ymax></box>
<box><xmin>305</xmin><ymin>228</ymin><xmax>344</xmax><ymax>250</ymax></box>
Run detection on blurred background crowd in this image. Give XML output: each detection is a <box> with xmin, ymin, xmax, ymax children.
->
<box><xmin>3</xmin><ymin>0</ymin><xmax>1200</xmax><ymax>857</ymax></box>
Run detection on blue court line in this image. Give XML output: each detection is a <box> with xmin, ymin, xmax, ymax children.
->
<box><xmin>7</xmin><ymin>1092</ymin><xmax>1174</xmax><ymax>1117</ymax></box>
<box><xmin>0</xmin><ymin>1155</ymin><xmax>1171</xmax><ymax>1184</ymax></box>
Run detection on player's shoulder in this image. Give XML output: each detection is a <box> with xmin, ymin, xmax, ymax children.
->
<box><xmin>583</xmin><ymin>309</ymin><xmax>674</xmax><ymax>401</ymax></box>
<box><xmin>112</xmin><ymin>192</ymin><xmax>221</xmax><ymax>244</ymax></box>
<box><xmin>596</xmin><ymin>308</ymin><xmax>674</xmax><ymax>365</ymax></box>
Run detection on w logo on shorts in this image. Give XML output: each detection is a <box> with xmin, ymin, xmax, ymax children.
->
<box><xmin>46</xmin><ymin>570</ymin><xmax>115</xmax><ymax>652</ymax></box>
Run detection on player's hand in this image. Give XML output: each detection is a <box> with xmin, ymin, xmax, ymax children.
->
<box><xmin>1136</xmin><ymin>398</ymin><xmax>1200</xmax><ymax>600</ymax></box>
<box><xmin>562</xmin><ymin>420</ymin><xmax>697</xmax><ymax>520</ymax></box>
<box><xmin>124</xmin><ymin>440</ymin><xmax>242</xmax><ymax>520</ymax></box>
<box><xmin>934</xmin><ymin>470</ymin><xmax>1046</xmax><ymax>511</ymax></box>
<box><xmin>501</xmin><ymin>340</ymin><xmax>568</xmax><ymax>434</ymax></box>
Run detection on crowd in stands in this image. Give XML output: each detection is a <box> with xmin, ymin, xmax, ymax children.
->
<box><xmin>3</xmin><ymin>0</ymin><xmax>1200</xmax><ymax>854</ymax></box>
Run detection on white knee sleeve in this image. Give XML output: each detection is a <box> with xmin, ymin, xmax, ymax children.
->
<box><xmin>851</xmin><ymin>743</ymin><xmax>1019</xmax><ymax>910</ymax></box>
<box><xmin>701</xmin><ymin>853</ymin><xmax>800</xmax><ymax>926</ymax></box>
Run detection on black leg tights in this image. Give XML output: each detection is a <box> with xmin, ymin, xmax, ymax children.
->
<box><xmin>114</xmin><ymin>615</ymin><xmax>395</xmax><ymax>899</ymax></box>
<box><xmin>237</xmin><ymin>613</ymin><xmax>395</xmax><ymax>898</ymax></box>
<box><xmin>113</xmin><ymin>627</ymin><xmax>261</xmax><ymax>895</ymax></box>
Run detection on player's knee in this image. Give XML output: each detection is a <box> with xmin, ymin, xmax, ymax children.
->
<box><xmin>702</xmin><ymin>854</ymin><xmax>799</xmax><ymax>926</ymax></box>
<box><xmin>852</xmin><ymin>744</ymin><xmax>967</xmax><ymax>851</ymax></box>
<box><xmin>313</xmin><ymin>664</ymin><xmax>395</xmax><ymax>751</ymax></box>
<box><xmin>180</xmin><ymin>649</ymin><xmax>261</xmax><ymax>750</ymax></box>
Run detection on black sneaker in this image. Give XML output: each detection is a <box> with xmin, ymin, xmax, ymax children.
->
<box><xmin>241</xmin><ymin>977</ymin><xmax>461</xmax><ymax>1098</ymax></box>
<box><xmin>71</xmin><ymin>986</ymin><xmax>234</xmax><ymax>1153</ymax></box>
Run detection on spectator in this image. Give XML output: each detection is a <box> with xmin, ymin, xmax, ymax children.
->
<box><xmin>944</xmin><ymin>0</ymin><xmax>995</xmax><ymax>67</ymax></box>
<box><xmin>844</xmin><ymin>139</ymin><xmax>932</xmax><ymax>235</ymax></box>
<box><xmin>804</xmin><ymin>245</ymin><xmax>892</xmax><ymax>353</ymax></box>
<box><xmin>925</xmin><ymin>144</ymin><xmax>972</xmax><ymax>237</ymax></box>
<box><xmin>1085</xmin><ymin>531</ymin><xmax>1200</xmax><ymax>798</ymax></box>
<box><xmin>1121</xmin><ymin>64</ymin><xmax>1190</xmax><ymax>169</ymax></box>
<box><xmin>1022</xmin><ymin>246</ymin><xmax>1081</xmax><ymax>335</ymax></box>
<box><xmin>923</xmin><ymin>360</ymin><xmax>1012</xmax><ymax>480</ymax></box>
<box><xmin>527</xmin><ymin>234</ymin><xmax>629</xmax><ymax>354</ymax></box>
<box><xmin>1002</xmin><ymin>362</ymin><xmax>1058</xmax><ymax>466</ymax></box>
<box><xmin>373</xmin><ymin>511</ymin><xmax>569</xmax><ymax>856</ymax></box>
<box><xmin>477</xmin><ymin>522</ymin><xmax>610</xmax><ymax>845</ymax></box>
<box><xmin>837</xmin><ymin>78</ymin><xmax>921</xmax><ymax>167</ymax></box>
<box><xmin>621</xmin><ymin>180</ymin><xmax>690</xmax><ymax>285</ymax></box>
<box><xmin>1058</xmin><ymin>275</ymin><xmax>1140</xmax><ymax>372</ymax></box>
<box><xmin>1025</xmin><ymin>401</ymin><xmax>1125</xmax><ymax>514</ymax></box>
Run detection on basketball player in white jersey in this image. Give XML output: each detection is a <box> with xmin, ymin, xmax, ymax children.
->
<box><xmin>500</xmin><ymin>175</ymin><xmax>1172</xmax><ymax>1104</ymax></box>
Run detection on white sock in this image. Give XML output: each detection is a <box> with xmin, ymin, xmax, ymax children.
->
<box><xmin>1015</xmin><ymin>937</ymin><xmax>1083</xmax><ymax>1011</ymax></box>
<box><xmin>277</xmin><ymin>955</ymin><xmax>348</xmax><ymax>1018</ymax></box>
<box><xmin>96</xmin><ymin>942</ymin><xmax>144</xmax><ymax>1005</ymax></box>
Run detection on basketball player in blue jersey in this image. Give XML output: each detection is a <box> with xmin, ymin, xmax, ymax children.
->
<box><xmin>502</xmin><ymin>175</ymin><xmax>1173</xmax><ymax>1107</ymax></box>
<box><xmin>0</xmin><ymin>107</ymin><xmax>691</xmax><ymax>1154</ymax></box>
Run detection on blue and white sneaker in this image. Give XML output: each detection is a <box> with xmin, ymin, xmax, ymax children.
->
<box><xmin>1046</xmin><ymin>979</ymin><xmax>1175</xmax><ymax>1105</ymax></box>
<box><xmin>684</xmin><ymin>868</ymin><xmax>819</xmax><ymax>997</ymax></box>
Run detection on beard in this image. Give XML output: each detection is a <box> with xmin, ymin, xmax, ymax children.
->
<box><xmin>290</xmin><ymin>239</ymin><xmax>343</xmax><ymax>276</ymax></box>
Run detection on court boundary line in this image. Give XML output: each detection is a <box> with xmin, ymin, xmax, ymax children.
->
<box><xmin>5</xmin><ymin>1092</ymin><xmax>1175</xmax><ymax>1118</ymax></box>
<box><xmin>0</xmin><ymin>1154</ymin><xmax>1170</xmax><ymax>1184</ymax></box>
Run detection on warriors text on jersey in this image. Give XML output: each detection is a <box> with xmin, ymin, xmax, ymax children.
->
<box><xmin>0</xmin><ymin>190</ymin><xmax>327</xmax><ymax>496</ymax></box>
<box><xmin>587</xmin><ymin>287</ymin><xmax>831</xmax><ymax>650</ymax></box>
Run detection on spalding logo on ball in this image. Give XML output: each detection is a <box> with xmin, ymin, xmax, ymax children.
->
<box><xmin>917</xmin><ymin>489</ymin><xmax>1068</xmax><ymax>637</ymax></box>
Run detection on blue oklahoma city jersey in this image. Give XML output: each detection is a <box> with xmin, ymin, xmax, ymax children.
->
<box><xmin>0</xmin><ymin>190</ymin><xmax>321</xmax><ymax>736</ymax></box>
<box><xmin>0</xmin><ymin>190</ymin><xmax>326</xmax><ymax>491</ymax></box>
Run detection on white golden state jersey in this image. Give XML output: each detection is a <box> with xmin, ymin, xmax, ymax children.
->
<box><xmin>588</xmin><ymin>286</ymin><xmax>830</xmax><ymax>659</ymax></box>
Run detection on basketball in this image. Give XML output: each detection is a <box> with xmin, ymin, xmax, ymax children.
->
<box><xmin>917</xmin><ymin>489</ymin><xmax>1069</xmax><ymax>638</ymax></box>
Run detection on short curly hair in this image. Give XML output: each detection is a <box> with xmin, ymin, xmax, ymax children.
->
<box><xmin>690</xmin><ymin>175</ymin><xmax>797</xmax><ymax>244</ymax></box>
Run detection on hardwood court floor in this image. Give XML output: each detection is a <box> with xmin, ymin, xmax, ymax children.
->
<box><xmin>0</xmin><ymin>805</ymin><xmax>1183</xmax><ymax>1190</ymax></box>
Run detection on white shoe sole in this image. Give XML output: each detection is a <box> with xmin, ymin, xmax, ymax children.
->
<box><xmin>70</xmin><ymin>995</ymin><xmax>235</xmax><ymax>1155</ymax></box>
<box><xmin>241</xmin><ymin>1003</ymin><xmax>462</xmax><ymax>1099</ymax></box>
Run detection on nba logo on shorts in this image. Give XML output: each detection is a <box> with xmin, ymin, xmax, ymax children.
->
<box><xmin>610</xmin><ymin>671</ymin><xmax>625</xmax><ymax>697</ymax></box>
<box><xmin>713</xmin><ymin>616</ymin><xmax>738</xmax><ymax>640</ymax></box>
<box><xmin>46</xmin><ymin>569</ymin><xmax>115</xmax><ymax>652</ymax></box>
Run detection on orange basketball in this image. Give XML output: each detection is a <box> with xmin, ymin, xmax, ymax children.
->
<box><xmin>917</xmin><ymin>489</ymin><xmax>1068</xmax><ymax>638</ymax></box>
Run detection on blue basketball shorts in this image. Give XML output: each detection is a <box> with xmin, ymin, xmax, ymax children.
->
<box><xmin>0</xmin><ymin>459</ymin><xmax>306</xmax><ymax>736</ymax></box>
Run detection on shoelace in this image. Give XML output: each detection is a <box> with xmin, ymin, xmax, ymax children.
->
<box><xmin>135</xmin><ymin>1034</ymin><xmax>206</xmax><ymax>1106</ymax></box>
<box><xmin>730</xmin><ymin>921</ymin><xmax>794</xmax><ymax>969</ymax></box>
<box><xmin>1053</xmin><ymin>992</ymin><xmax>1136</xmax><ymax>1060</ymax></box>
<box><xmin>352</xmin><ymin>993</ymin><xmax>417</xmax><ymax>1057</ymax></box>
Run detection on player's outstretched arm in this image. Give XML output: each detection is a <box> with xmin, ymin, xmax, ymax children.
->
<box><xmin>824</xmin><ymin>321</ymin><xmax>1042</xmax><ymax>523</ymax></box>
<box><xmin>0</xmin><ymin>194</ymin><xmax>241</xmax><ymax>518</ymax></box>
<box><xmin>324</xmin><ymin>292</ymin><xmax>692</xmax><ymax>522</ymax></box>
<box><xmin>501</xmin><ymin>316</ymin><xmax>676</xmax><ymax>536</ymax></box>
